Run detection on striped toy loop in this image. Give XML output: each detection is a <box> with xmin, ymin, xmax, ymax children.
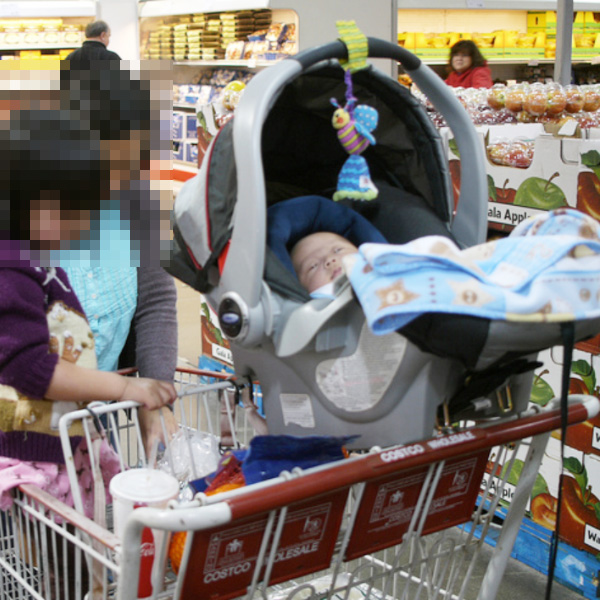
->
<box><xmin>336</xmin><ymin>20</ymin><xmax>369</xmax><ymax>74</ymax></box>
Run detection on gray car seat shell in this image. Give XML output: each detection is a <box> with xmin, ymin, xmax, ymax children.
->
<box><xmin>168</xmin><ymin>39</ymin><xmax>600</xmax><ymax>449</ymax></box>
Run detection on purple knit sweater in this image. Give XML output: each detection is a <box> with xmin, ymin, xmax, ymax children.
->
<box><xmin>0</xmin><ymin>267</ymin><xmax>94</xmax><ymax>463</ymax></box>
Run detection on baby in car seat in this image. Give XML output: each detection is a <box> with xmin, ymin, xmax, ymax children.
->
<box><xmin>291</xmin><ymin>232</ymin><xmax>358</xmax><ymax>295</ymax></box>
<box><xmin>267</xmin><ymin>195</ymin><xmax>385</xmax><ymax>298</ymax></box>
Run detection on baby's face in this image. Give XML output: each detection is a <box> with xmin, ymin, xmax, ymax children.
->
<box><xmin>291</xmin><ymin>232</ymin><xmax>358</xmax><ymax>293</ymax></box>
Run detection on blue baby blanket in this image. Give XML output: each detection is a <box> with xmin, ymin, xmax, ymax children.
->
<box><xmin>344</xmin><ymin>209</ymin><xmax>600</xmax><ymax>335</ymax></box>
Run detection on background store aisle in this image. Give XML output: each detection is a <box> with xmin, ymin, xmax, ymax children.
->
<box><xmin>175</xmin><ymin>279</ymin><xmax>202</xmax><ymax>368</ymax></box>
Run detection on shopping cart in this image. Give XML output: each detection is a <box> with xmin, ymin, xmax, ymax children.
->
<box><xmin>0</xmin><ymin>365</ymin><xmax>596</xmax><ymax>600</ymax></box>
<box><xmin>0</xmin><ymin>367</ymin><xmax>258</xmax><ymax>600</ymax></box>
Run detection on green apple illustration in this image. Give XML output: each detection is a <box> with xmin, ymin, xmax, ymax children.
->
<box><xmin>581</xmin><ymin>149</ymin><xmax>600</xmax><ymax>180</ymax></box>
<box><xmin>488</xmin><ymin>174</ymin><xmax>497</xmax><ymax>202</ymax></box>
<box><xmin>529</xmin><ymin>370</ymin><xmax>554</xmax><ymax>406</ymax></box>
<box><xmin>514</xmin><ymin>172</ymin><xmax>568</xmax><ymax>210</ymax></box>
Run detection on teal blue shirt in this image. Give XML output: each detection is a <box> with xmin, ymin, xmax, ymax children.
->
<box><xmin>62</xmin><ymin>266</ymin><xmax>137</xmax><ymax>371</ymax></box>
<box><xmin>60</xmin><ymin>207</ymin><xmax>139</xmax><ymax>372</ymax></box>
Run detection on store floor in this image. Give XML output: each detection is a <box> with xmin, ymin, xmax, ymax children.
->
<box><xmin>463</xmin><ymin>543</ymin><xmax>583</xmax><ymax>600</ymax></box>
<box><xmin>174</xmin><ymin>280</ymin><xmax>586</xmax><ymax>600</ymax></box>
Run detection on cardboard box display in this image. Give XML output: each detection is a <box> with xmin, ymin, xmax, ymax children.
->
<box><xmin>481</xmin><ymin>343</ymin><xmax>600</xmax><ymax>558</ymax></box>
<box><xmin>442</xmin><ymin>123</ymin><xmax>585</xmax><ymax>232</ymax></box>
<box><xmin>576</xmin><ymin>141</ymin><xmax>600</xmax><ymax>221</ymax></box>
<box><xmin>200</xmin><ymin>299</ymin><xmax>232</xmax><ymax>368</ymax></box>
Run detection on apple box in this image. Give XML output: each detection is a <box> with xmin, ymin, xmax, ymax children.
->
<box><xmin>200</xmin><ymin>297</ymin><xmax>233</xmax><ymax>368</ymax></box>
<box><xmin>540</xmin><ymin>440</ymin><xmax>600</xmax><ymax>554</ymax></box>
<box><xmin>531</xmin><ymin>345</ymin><xmax>600</xmax><ymax>459</ymax></box>
<box><xmin>576</xmin><ymin>140</ymin><xmax>600</xmax><ymax>222</ymax></box>
<box><xmin>441</xmin><ymin>124</ymin><xmax>581</xmax><ymax>232</ymax></box>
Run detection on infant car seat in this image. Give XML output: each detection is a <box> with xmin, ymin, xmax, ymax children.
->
<box><xmin>169</xmin><ymin>38</ymin><xmax>600</xmax><ymax>449</ymax></box>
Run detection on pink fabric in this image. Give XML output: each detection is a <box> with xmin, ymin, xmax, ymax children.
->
<box><xmin>0</xmin><ymin>437</ymin><xmax>121</xmax><ymax>519</ymax></box>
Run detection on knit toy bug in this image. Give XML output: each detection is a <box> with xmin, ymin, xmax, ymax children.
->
<box><xmin>331</xmin><ymin>69</ymin><xmax>379</xmax><ymax>201</ymax></box>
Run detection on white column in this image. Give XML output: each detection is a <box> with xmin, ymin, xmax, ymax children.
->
<box><xmin>97</xmin><ymin>0</ymin><xmax>140</xmax><ymax>61</ymax></box>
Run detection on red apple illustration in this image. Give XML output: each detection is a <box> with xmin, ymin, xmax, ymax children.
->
<box><xmin>558</xmin><ymin>475</ymin><xmax>600</xmax><ymax>551</ymax></box>
<box><xmin>564</xmin><ymin>359</ymin><xmax>600</xmax><ymax>455</ymax></box>
<box><xmin>531</xmin><ymin>492</ymin><xmax>558</xmax><ymax>529</ymax></box>
<box><xmin>448</xmin><ymin>159</ymin><xmax>461</xmax><ymax>210</ymax></box>
<box><xmin>577</xmin><ymin>152</ymin><xmax>600</xmax><ymax>221</ymax></box>
<box><xmin>495</xmin><ymin>179</ymin><xmax>517</xmax><ymax>204</ymax></box>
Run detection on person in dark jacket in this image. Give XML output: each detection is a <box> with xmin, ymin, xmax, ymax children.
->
<box><xmin>445</xmin><ymin>39</ymin><xmax>493</xmax><ymax>89</ymax></box>
<box><xmin>65</xmin><ymin>20</ymin><xmax>121</xmax><ymax>64</ymax></box>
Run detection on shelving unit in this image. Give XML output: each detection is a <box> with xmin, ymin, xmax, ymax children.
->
<box><xmin>140</xmin><ymin>0</ymin><xmax>397</xmax><ymax>179</ymax></box>
<box><xmin>173</xmin><ymin>59</ymin><xmax>278</xmax><ymax>68</ymax></box>
<box><xmin>395</xmin><ymin>5</ymin><xmax>600</xmax><ymax>84</ymax></box>
<box><xmin>0</xmin><ymin>0</ymin><xmax>95</xmax><ymax>59</ymax></box>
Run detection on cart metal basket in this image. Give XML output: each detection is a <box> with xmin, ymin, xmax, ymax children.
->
<box><xmin>0</xmin><ymin>366</ymin><xmax>596</xmax><ymax>600</ymax></box>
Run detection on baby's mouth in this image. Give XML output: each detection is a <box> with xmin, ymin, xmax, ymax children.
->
<box><xmin>332</xmin><ymin>267</ymin><xmax>342</xmax><ymax>280</ymax></box>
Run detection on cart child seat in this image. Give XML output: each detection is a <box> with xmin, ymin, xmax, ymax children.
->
<box><xmin>168</xmin><ymin>38</ymin><xmax>600</xmax><ymax>449</ymax></box>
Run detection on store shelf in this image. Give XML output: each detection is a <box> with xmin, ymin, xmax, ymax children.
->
<box><xmin>0</xmin><ymin>43</ymin><xmax>78</xmax><ymax>51</ymax></box>
<box><xmin>0</xmin><ymin>1</ymin><xmax>96</xmax><ymax>18</ymax></box>
<box><xmin>139</xmin><ymin>0</ymin><xmax>270</xmax><ymax>19</ymax></box>
<box><xmin>419</xmin><ymin>57</ymin><xmax>594</xmax><ymax>67</ymax></box>
<box><xmin>173</xmin><ymin>59</ymin><xmax>281</xmax><ymax>68</ymax></box>
<box><xmin>398</xmin><ymin>0</ymin><xmax>600</xmax><ymax>10</ymax></box>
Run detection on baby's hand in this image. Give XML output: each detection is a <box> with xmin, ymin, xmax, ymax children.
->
<box><xmin>120</xmin><ymin>377</ymin><xmax>177</xmax><ymax>410</ymax></box>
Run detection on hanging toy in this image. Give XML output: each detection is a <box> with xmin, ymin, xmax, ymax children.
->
<box><xmin>330</xmin><ymin>21</ymin><xmax>379</xmax><ymax>202</ymax></box>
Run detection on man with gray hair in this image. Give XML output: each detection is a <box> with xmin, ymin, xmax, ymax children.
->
<box><xmin>66</xmin><ymin>20</ymin><xmax>121</xmax><ymax>63</ymax></box>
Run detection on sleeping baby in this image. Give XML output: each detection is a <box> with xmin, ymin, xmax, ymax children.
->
<box><xmin>291</xmin><ymin>232</ymin><xmax>358</xmax><ymax>294</ymax></box>
<box><xmin>266</xmin><ymin>195</ymin><xmax>386</xmax><ymax>299</ymax></box>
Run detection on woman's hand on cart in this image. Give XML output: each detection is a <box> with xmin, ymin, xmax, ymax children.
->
<box><xmin>138</xmin><ymin>405</ymin><xmax>179</xmax><ymax>458</ymax></box>
<box><xmin>120</xmin><ymin>377</ymin><xmax>177</xmax><ymax>410</ymax></box>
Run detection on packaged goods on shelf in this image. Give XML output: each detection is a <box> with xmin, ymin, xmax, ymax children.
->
<box><xmin>399</xmin><ymin>29</ymin><xmax>549</xmax><ymax>61</ymax></box>
<box><xmin>173</xmin><ymin>140</ymin><xmax>184</xmax><ymax>162</ymax></box>
<box><xmin>142</xmin><ymin>10</ymin><xmax>297</xmax><ymax>62</ymax></box>
<box><xmin>185</xmin><ymin>114</ymin><xmax>198</xmax><ymax>140</ymax></box>
<box><xmin>172</xmin><ymin>112</ymin><xmax>184</xmax><ymax>140</ymax></box>
<box><xmin>185</xmin><ymin>141</ymin><xmax>198</xmax><ymax>164</ymax></box>
<box><xmin>527</xmin><ymin>10</ymin><xmax>557</xmax><ymax>37</ymax></box>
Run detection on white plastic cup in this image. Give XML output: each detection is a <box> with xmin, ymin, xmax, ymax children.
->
<box><xmin>110</xmin><ymin>469</ymin><xmax>179</xmax><ymax>599</ymax></box>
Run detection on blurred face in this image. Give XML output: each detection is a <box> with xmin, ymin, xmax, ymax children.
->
<box><xmin>29</xmin><ymin>192</ymin><xmax>91</xmax><ymax>250</ymax></box>
<box><xmin>291</xmin><ymin>232</ymin><xmax>358</xmax><ymax>293</ymax></box>
<box><xmin>451</xmin><ymin>52</ymin><xmax>472</xmax><ymax>74</ymax></box>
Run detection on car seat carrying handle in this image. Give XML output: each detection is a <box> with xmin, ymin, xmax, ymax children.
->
<box><xmin>223</xmin><ymin>37</ymin><xmax>487</xmax><ymax>345</ymax></box>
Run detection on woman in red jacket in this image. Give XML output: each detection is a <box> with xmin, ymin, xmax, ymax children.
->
<box><xmin>445</xmin><ymin>40</ymin><xmax>493</xmax><ymax>89</ymax></box>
